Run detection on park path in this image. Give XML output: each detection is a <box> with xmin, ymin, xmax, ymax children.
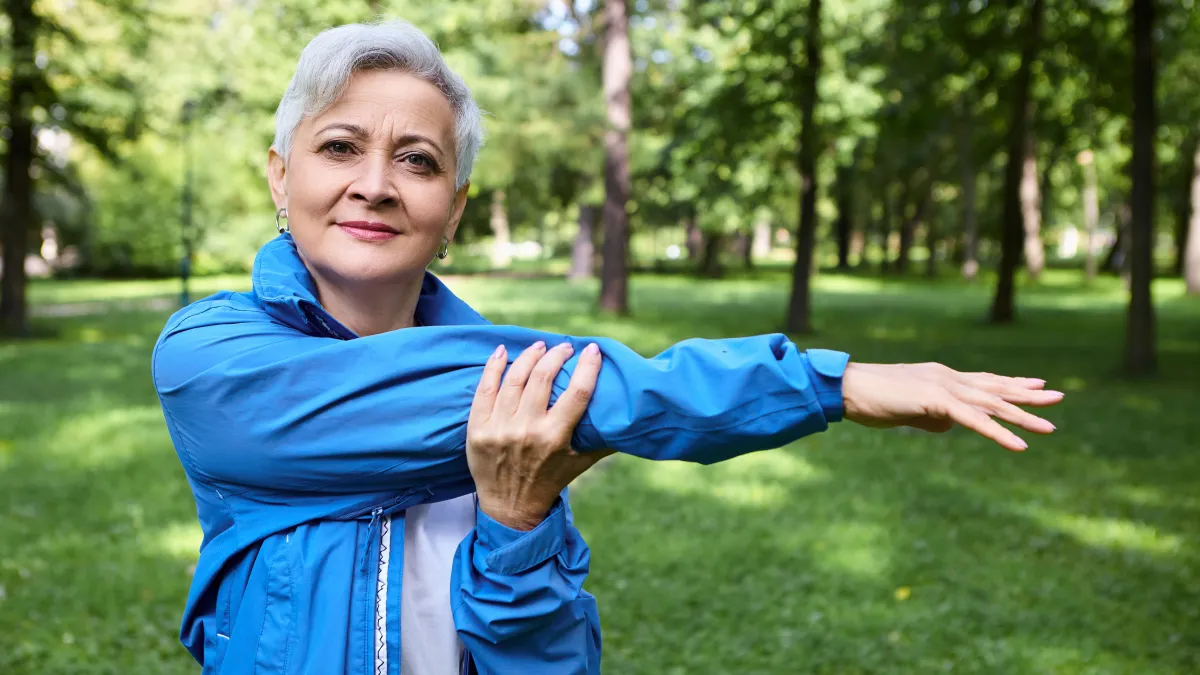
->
<box><xmin>30</xmin><ymin>296</ymin><xmax>179</xmax><ymax>318</ymax></box>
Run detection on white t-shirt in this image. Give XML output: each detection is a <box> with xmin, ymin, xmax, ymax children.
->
<box><xmin>374</xmin><ymin>493</ymin><xmax>477</xmax><ymax>675</ymax></box>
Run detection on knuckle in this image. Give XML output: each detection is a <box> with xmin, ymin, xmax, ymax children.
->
<box><xmin>571</xmin><ymin>385</ymin><xmax>595</xmax><ymax>405</ymax></box>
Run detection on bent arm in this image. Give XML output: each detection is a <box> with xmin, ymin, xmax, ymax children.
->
<box><xmin>152</xmin><ymin>295</ymin><xmax>846</xmax><ymax>492</ymax></box>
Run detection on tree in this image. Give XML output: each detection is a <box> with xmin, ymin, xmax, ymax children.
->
<box><xmin>1020</xmin><ymin>128</ymin><xmax>1044</xmax><ymax>281</ymax></box>
<box><xmin>0</xmin><ymin>0</ymin><xmax>38</xmax><ymax>336</ymax></box>
<box><xmin>834</xmin><ymin>148</ymin><xmax>856</xmax><ymax>270</ymax></box>
<box><xmin>1186</xmin><ymin>138</ymin><xmax>1200</xmax><ymax>294</ymax></box>
<box><xmin>784</xmin><ymin>0</ymin><xmax>822</xmax><ymax>335</ymax></box>
<box><xmin>598</xmin><ymin>0</ymin><xmax>633</xmax><ymax>314</ymax></box>
<box><xmin>958</xmin><ymin>104</ymin><xmax>980</xmax><ymax>280</ymax></box>
<box><xmin>1124</xmin><ymin>0</ymin><xmax>1157</xmax><ymax>375</ymax></box>
<box><xmin>1078</xmin><ymin>149</ymin><xmax>1102</xmax><ymax>281</ymax></box>
<box><xmin>989</xmin><ymin>0</ymin><xmax>1044</xmax><ymax>324</ymax></box>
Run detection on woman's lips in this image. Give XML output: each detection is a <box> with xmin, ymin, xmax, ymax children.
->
<box><xmin>337</xmin><ymin>221</ymin><xmax>400</xmax><ymax>242</ymax></box>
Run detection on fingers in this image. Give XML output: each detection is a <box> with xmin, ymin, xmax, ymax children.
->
<box><xmin>959</xmin><ymin>372</ymin><xmax>1065</xmax><ymax>407</ymax></box>
<box><xmin>548</xmin><ymin>343</ymin><xmax>603</xmax><ymax>429</ymax></box>
<box><xmin>469</xmin><ymin>344</ymin><xmax>508</xmax><ymax>427</ymax></box>
<box><xmin>516</xmin><ymin>342</ymin><xmax>576</xmax><ymax>419</ymax></box>
<box><xmin>945</xmin><ymin>399</ymin><xmax>1029</xmax><ymax>451</ymax></box>
<box><xmin>964</xmin><ymin>372</ymin><xmax>1047</xmax><ymax>391</ymax></box>
<box><xmin>492</xmin><ymin>341</ymin><xmax>547</xmax><ymax>419</ymax></box>
<box><xmin>1000</xmin><ymin>388</ymin><xmax>1064</xmax><ymax>408</ymax></box>
<box><xmin>952</xmin><ymin>385</ymin><xmax>1056</xmax><ymax>435</ymax></box>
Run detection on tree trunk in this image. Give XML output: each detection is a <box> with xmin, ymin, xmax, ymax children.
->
<box><xmin>599</xmin><ymin>0</ymin><xmax>632</xmax><ymax>314</ymax></box>
<box><xmin>1079</xmin><ymin>150</ymin><xmax>1101</xmax><ymax>281</ymax></box>
<box><xmin>897</xmin><ymin>195</ymin><xmax>916</xmax><ymax>275</ymax></box>
<box><xmin>925</xmin><ymin>210</ymin><xmax>939</xmax><ymax>279</ymax></box>
<box><xmin>1175</xmin><ymin>136</ymin><xmax>1196</xmax><ymax>278</ymax></box>
<box><xmin>685</xmin><ymin>215</ymin><xmax>701</xmax><ymax>260</ymax></box>
<box><xmin>568</xmin><ymin>204</ymin><xmax>598</xmax><ymax>281</ymax></box>
<box><xmin>699</xmin><ymin>231</ymin><xmax>725</xmax><ymax>278</ymax></box>
<box><xmin>785</xmin><ymin>0</ymin><xmax>822</xmax><ymax>335</ymax></box>
<box><xmin>880</xmin><ymin>182</ymin><xmax>892</xmax><ymax>274</ymax></box>
<box><xmin>1104</xmin><ymin>205</ymin><xmax>1131</xmax><ymax>276</ymax></box>
<box><xmin>989</xmin><ymin>0</ymin><xmax>1044</xmax><ymax>323</ymax></box>
<box><xmin>751</xmin><ymin>218</ymin><xmax>771</xmax><ymax>259</ymax></box>
<box><xmin>1040</xmin><ymin>146</ymin><xmax>1058</xmax><ymax>244</ymax></box>
<box><xmin>835</xmin><ymin>159</ymin><xmax>853</xmax><ymax>270</ymax></box>
<box><xmin>959</xmin><ymin>114</ymin><xmax>980</xmax><ymax>281</ymax></box>
<box><xmin>738</xmin><ymin>229</ymin><xmax>754</xmax><ymax>269</ymax></box>
<box><xmin>1021</xmin><ymin>129</ymin><xmax>1045</xmax><ymax>281</ymax></box>
<box><xmin>489</xmin><ymin>190</ymin><xmax>511</xmax><ymax>269</ymax></box>
<box><xmin>1186</xmin><ymin>138</ymin><xmax>1200</xmax><ymax>294</ymax></box>
<box><xmin>0</xmin><ymin>0</ymin><xmax>37</xmax><ymax>337</ymax></box>
<box><xmin>1125</xmin><ymin>0</ymin><xmax>1157</xmax><ymax>375</ymax></box>
<box><xmin>897</xmin><ymin>181</ymin><xmax>928</xmax><ymax>276</ymax></box>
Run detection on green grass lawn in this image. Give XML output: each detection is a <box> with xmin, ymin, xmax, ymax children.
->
<box><xmin>3</xmin><ymin>270</ymin><xmax>1199</xmax><ymax>674</ymax></box>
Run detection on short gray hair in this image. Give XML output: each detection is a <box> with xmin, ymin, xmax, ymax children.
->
<box><xmin>272</xmin><ymin>20</ymin><xmax>484</xmax><ymax>189</ymax></box>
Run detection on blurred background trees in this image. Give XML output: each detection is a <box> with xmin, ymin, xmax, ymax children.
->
<box><xmin>2</xmin><ymin>0</ymin><xmax>1198</xmax><ymax>374</ymax></box>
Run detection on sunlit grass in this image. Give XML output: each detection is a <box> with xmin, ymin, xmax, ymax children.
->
<box><xmin>3</xmin><ymin>268</ymin><xmax>1199</xmax><ymax>674</ymax></box>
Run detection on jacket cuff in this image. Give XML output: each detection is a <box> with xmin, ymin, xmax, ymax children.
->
<box><xmin>475</xmin><ymin>498</ymin><xmax>568</xmax><ymax>576</ymax></box>
<box><xmin>800</xmin><ymin>349</ymin><xmax>849</xmax><ymax>423</ymax></box>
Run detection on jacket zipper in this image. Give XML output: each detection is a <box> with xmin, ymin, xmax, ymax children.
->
<box><xmin>374</xmin><ymin>511</ymin><xmax>392</xmax><ymax>675</ymax></box>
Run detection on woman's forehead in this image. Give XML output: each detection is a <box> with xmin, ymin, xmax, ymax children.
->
<box><xmin>309</xmin><ymin>70</ymin><xmax>454</xmax><ymax>141</ymax></box>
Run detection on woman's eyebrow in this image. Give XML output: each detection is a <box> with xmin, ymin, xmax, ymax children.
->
<box><xmin>314</xmin><ymin>124</ymin><xmax>444</xmax><ymax>156</ymax></box>
<box><xmin>315</xmin><ymin>122</ymin><xmax>369</xmax><ymax>137</ymax></box>
<box><xmin>395</xmin><ymin>133</ymin><xmax>445</xmax><ymax>157</ymax></box>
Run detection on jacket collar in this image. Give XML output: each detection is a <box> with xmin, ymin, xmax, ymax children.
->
<box><xmin>251</xmin><ymin>234</ymin><xmax>490</xmax><ymax>338</ymax></box>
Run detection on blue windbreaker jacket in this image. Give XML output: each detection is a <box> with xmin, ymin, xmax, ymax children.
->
<box><xmin>152</xmin><ymin>234</ymin><xmax>848</xmax><ymax>674</ymax></box>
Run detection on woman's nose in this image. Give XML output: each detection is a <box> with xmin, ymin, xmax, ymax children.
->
<box><xmin>348</xmin><ymin>155</ymin><xmax>399</xmax><ymax>207</ymax></box>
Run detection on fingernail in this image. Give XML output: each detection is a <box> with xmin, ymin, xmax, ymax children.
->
<box><xmin>584</xmin><ymin>343</ymin><xmax>600</xmax><ymax>357</ymax></box>
<box><xmin>560</xmin><ymin>342</ymin><xmax>575</xmax><ymax>354</ymax></box>
<box><xmin>491</xmin><ymin>345</ymin><xmax>505</xmax><ymax>360</ymax></box>
<box><xmin>1016</xmin><ymin>438</ymin><xmax>1028</xmax><ymax>451</ymax></box>
<box><xmin>532</xmin><ymin>341</ymin><xmax>546</xmax><ymax>351</ymax></box>
<box><xmin>1046</xmin><ymin>390</ymin><xmax>1064</xmax><ymax>397</ymax></box>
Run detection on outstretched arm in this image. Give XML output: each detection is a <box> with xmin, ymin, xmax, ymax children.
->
<box><xmin>152</xmin><ymin>296</ymin><xmax>845</xmax><ymax>493</ymax></box>
<box><xmin>153</xmin><ymin>294</ymin><xmax>1061</xmax><ymax>496</ymax></box>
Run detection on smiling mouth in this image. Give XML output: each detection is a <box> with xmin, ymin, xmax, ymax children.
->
<box><xmin>337</xmin><ymin>221</ymin><xmax>400</xmax><ymax>242</ymax></box>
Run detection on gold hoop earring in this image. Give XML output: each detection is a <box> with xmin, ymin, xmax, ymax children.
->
<box><xmin>275</xmin><ymin>208</ymin><xmax>289</xmax><ymax>234</ymax></box>
<box><xmin>436</xmin><ymin>237</ymin><xmax>450</xmax><ymax>260</ymax></box>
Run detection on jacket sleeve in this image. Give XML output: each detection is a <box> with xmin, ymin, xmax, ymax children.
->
<box><xmin>451</xmin><ymin>491</ymin><xmax>601</xmax><ymax>675</ymax></box>
<box><xmin>152</xmin><ymin>296</ymin><xmax>847</xmax><ymax>493</ymax></box>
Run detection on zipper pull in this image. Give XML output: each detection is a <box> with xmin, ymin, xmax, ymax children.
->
<box><xmin>359</xmin><ymin>507</ymin><xmax>384</xmax><ymax>573</ymax></box>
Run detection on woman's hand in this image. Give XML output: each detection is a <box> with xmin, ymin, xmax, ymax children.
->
<box><xmin>841</xmin><ymin>362</ymin><xmax>1064</xmax><ymax>451</ymax></box>
<box><xmin>467</xmin><ymin>341</ymin><xmax>614</xmax><ymax>531</ymax></box>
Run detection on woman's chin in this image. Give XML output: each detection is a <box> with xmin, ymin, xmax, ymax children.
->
<box><xmin>308</xmin><ymin>249</ymin><xmax>425</xmax><ymax>287</ymax></box>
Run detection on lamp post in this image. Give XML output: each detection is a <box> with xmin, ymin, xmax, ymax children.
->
<box><xmin>180</xmin><ymin>99</ymin><xmax>197</xmax><ymax>307</ymax></box>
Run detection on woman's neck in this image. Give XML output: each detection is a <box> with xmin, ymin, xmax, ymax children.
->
<box><xmin>308</xmin><ymin>270</ymin><xmax>425</xmax><ymax>337</ymax></box>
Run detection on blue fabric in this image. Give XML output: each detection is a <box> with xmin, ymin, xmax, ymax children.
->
<box><xmin>152</xmin><ymin>234</ymin><xmax>847</xmax><ymax>674</ymax></box>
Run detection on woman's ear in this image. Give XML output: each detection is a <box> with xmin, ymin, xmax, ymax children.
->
<box><xmin>443</xmin><ymin>181</ymin><xmax>470</xmax><ymax>243</ymax></box>
<box><xmin>267</xmin><ymin>147</ymin><xmax>288</xmax><ymax>209</ymax></box>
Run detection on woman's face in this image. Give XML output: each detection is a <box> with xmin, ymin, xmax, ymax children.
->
<box><xmin>268</xmin><ymin>69</ymin><xmax>468</xmax><ymax>286</ymax></box>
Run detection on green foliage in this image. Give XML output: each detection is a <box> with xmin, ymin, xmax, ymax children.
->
<box><xmin>3</xmin><ymin>272</ymin><xmax>1198</xmax><ymax>673</ymax></box>
<box><xmin>7</xmin><ymin>0</ymin><xmax>1199</xmax><ymax>277</ymax></box>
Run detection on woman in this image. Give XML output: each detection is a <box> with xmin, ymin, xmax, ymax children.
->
<box><xmin>152</xmin><ymin>20</ymin><xmax>1062</xmax><ymax>675</ymax></box>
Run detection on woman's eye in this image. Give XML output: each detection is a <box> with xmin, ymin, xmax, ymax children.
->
<box><xmin>403</xmin><ymin>154</ymin><xmax>433</xmax><ymax>169</ymax></box>
<box><xmin>324</xmin><ymin>141</ymin><xmax>354</xmax><ymax>155</ymax></box>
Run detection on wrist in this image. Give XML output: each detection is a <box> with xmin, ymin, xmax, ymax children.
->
<box><xmin>477</xmin><ymin>496</ymin><xmax>551</xmax><ymax>532</ymax></box>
